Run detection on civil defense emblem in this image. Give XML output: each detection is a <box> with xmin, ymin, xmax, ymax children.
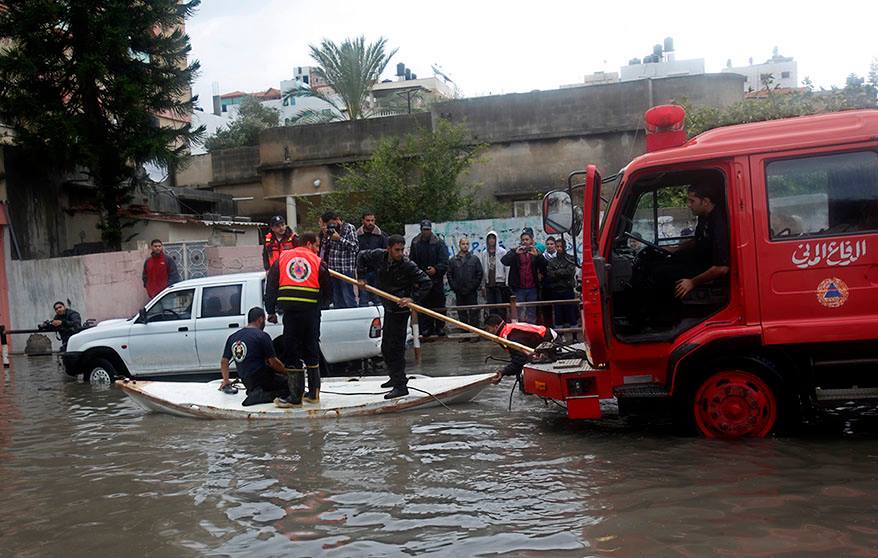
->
<box><xmin>816</xmin><ymin>277</ymin><xmax>849</xmax><ymax>308</ymax></box>
<box><xmin>231</xmin><ymin>340</ymin><xmax>247</xmax><ymax>362</ymax></box>
<box><xmin>286</xmin><ymin>257</ymin><xmax>312</xmax><ymax>283</ymax></box>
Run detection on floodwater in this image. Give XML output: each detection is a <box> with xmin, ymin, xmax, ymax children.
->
<box><xmin>1</xmin><ymin>344</ymin><xmax>878</xmax><ymax>558</ymax></box>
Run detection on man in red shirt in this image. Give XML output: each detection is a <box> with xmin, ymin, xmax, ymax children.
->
<box><xmin>142</xmin><ymin>239</ymin><xmax>181</xmax><ymax>299</ymax></box>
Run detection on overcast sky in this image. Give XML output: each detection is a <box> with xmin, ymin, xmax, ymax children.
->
<box><xmin>188</xmin><ymin>0</ymin><xmax>878</xmax><ymax>107</ymax></box>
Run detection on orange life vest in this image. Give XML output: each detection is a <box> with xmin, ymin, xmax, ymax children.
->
<box><xmin>265</xmin><ymin>231</ymin><xmax>297</xmax><ymax>269</ymax></box>
<box><xmin>499</xmin><ymin>322</ymin><xmax>547</xmax><ymax>340</ymax></box>
<box><xmin>277</xmin><ymin>247</ymin><xmax>322</xmax><ymax>304</ymax></box>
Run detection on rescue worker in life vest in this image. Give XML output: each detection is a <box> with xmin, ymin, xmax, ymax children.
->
<box><xmin>262</xmin><ymin>215</ymin><xmax>300</xmax><ymax>271</ymax></box>
<box><xmin>265</xmin><ymin>232</ymin><xmax>330</xmax><ymax>407</ymax></box>
<box><xmin>357</xmin><ymin>234</ymin><xmax>432</xmax><ymax>399</ymax></box>
<box><xmin>483</xmin><ymin>314</ymin><xmax>557</xmax><ymax>384</ymax></box>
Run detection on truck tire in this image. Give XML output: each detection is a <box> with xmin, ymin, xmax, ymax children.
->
<box><xmin>85</xmin><ymin>358</ymin><xmax>117</xmax><ymax>386</ymax></box>
<box><xmin>676</xmin><ymin>357</ymin><xmax>797</xmax><ymax>439</ymax></box>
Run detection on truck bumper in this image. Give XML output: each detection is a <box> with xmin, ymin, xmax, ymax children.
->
<box><xmin>522</xmin><ymin>366</ymin><xmax>609</xmax><ymax>420</ymax></box>
<box><xmin>61</xmin><ymin>351</ymin><xmax>84</xmax><ymax>376</ymax></box>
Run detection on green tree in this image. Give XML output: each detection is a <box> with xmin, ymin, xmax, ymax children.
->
<box><xmin>204</xmin><ymin>96</ymin><xmax>279</xmax><ymax>151</ymax></box>
<box><xmin>0</xmin><ymin>0</ymin><xmax>203</xmax><ymax>249</ymax></box>
<box><xmin>319</xmin><ymin>119</ymin><xmax>492</xmax><ymax>234</ymax></box>
<box><xmin>284</xmin><ymin>36</ymin><xmax>397</xmax><ymax>125</ymax></box>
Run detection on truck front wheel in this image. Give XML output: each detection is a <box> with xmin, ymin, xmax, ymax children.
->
<box><xmin>85</xmin><ymin>358</ymin><xmax>118</xmax><ymax>386</ymax></box>
<box><xmin>691</xmin><ymin>369</ymin><xmax>778</xmax><ymax>439</ymax></box>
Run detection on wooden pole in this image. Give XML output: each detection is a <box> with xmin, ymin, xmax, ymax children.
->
<box><xmin>329</xmin><ymin>269</ymin><xmax>533</xmax><ymax>355</ymax></box>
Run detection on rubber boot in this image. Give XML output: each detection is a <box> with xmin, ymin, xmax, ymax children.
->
<box><xmin>303</xmin><ymin>365</ymin><xmax>321</xmax><ymax>403</ymax></box>
<box><xmin>274</xmin><ymin>368</ymin><xmax>304</xmax><ymax>408</ymax></box>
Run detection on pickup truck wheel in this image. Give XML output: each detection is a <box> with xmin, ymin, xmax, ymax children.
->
<box><xmin>85</xmin><ymin>358</ymin><xmax>117</xmax><ymax>386</ymax></box>
<box><xmin>691</xmin><ymin>369</ymin><xmax>778</xmax><ymax>439</ymax></box>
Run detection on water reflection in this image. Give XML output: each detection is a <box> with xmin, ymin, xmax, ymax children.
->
<box><xmin>1</xmin><ymin>353</ymin><xmax>877</xmax><ymax>557</ymax></box>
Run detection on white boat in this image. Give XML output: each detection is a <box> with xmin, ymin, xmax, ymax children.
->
<box><xmin>116</xmin><ymin>373</ymin><xmax>495</xmax><ymax>419</ymax></box>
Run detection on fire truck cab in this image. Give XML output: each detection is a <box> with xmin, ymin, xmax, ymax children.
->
<box><xmin>524</xmin><ymin>106</ymin><xmax>878</xmax><ymax>438</ymax></box>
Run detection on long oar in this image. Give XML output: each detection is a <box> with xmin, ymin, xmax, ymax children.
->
<box><xmin>328</xmin><ymin>269</ymin><xmax>534</xmax><ymax>355</ymax></box>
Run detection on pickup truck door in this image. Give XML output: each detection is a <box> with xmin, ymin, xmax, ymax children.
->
<box><xmin>195</xmin><ymin>283</ymin><xmax>245</xmax><ymax>370</ymax></box>
<box><xmin>128</xmin><ymin>288</ymin><xmax>199</xmax><ymax>375</ymax></box>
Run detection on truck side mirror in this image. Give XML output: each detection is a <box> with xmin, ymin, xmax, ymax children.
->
<box><xmin>543</xmin><ymin>190</ymin><xmax>574</xmax><ymax>234</ymax></box>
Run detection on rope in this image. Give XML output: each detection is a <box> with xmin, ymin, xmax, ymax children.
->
<box><xmin>317</xmin><ymin>384</ymin><xmax>454</xmax><ymax>412</ymax></box>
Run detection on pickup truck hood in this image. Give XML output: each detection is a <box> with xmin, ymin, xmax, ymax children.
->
<box><xmin>96</xmin><ymin>318</ymin><xmax>131</xmax><ymax>328</ymax></box>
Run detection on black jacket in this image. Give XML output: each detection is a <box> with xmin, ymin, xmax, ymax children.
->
<box><xmin>357</xmin><ymin>249</ymin><xmax>432</xmax><ymax>313</ymax></box>
<box><xmin>357</xmin><ymin>225</ymin><xmax>388</xmax><ymax>252</ymax></box>
<box><xmin>47</xmin><ymin>309</ymin><xmax>82</xmax><ymax>343</ymax></box>
<box><xmin>409</xmin><ymin>233</ymin><xmax>449</xmax><ymax>288</ymax></box>
<box><xmin>544</xmin><ymin>253</ymin><xmax>577</xmax><ymax>292</ymax></box>
<box><xmin>448</xmin><ymin>252</ymin><xmax>483</xmax><ymax>295</ymax></box>
<box><xmin>264</xmin><ymin>258</ymin><xmax>331</xmax><ymax>314</ymax></box>
<box><xmin>501</xmin><ymin>248</ymin><xmax>547</xmax><ymax>290</ymax></box>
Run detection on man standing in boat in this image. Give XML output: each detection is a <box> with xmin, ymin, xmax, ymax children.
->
<box><xmin>357</xmin><ymin>234</ymin><xmax>432</xmax><ymax>399</ymax></box>
<box><xmin>265</xmin><ymin>232</ymin><xmax>330</xmax><ymax>407</ymax></box>
<box><xmin>219</xmin><ymin>307</ymin><xmax>289</xmax><ymax>405</ymax></box>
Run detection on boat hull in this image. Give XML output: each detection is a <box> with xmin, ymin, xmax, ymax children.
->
<box><xmin>117</xmin><ymin>374</ymin><xmax>495</xmax><ymax>419</ymax></box>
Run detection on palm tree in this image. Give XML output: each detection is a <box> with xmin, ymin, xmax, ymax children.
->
<box><xmin>284</xmin><ymin>36</ymin><xmax>398</xmax><ymax>125</ymax></box>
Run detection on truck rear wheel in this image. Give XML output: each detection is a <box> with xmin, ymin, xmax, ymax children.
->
<box><xmin>692</xmin><ymin>369</ymin><xmax>778</xmax><ymax>439</ymax></box>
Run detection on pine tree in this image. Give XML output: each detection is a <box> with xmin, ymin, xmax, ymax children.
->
<box><xmin>0</xmin><ymin>0</ymin><xmax>204</xmax><ymax>249</ymax></box>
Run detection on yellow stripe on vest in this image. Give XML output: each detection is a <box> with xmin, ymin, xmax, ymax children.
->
<box><xmin>279</xmin><ymin>286</ymin><xmax>320</xmax><ymax>292</ymax></box>
<box><xmin>277</xmin><ymin>296</ymin><xmax>318</xmax><ymax>303</ymax></box>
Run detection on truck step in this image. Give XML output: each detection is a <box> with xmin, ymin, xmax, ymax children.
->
<box><xmin>614</xmin><ymin>383</ymin><xmax>669</xmax><ymax>398</ymax></box>
<box><xmin>815</xmin><ymin>387</ymin><xmax>878</xmax><ymax>401</ymax></box>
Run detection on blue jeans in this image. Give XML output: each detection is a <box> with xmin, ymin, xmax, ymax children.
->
<box><xmin>332</xmin><ymin>272</ymin><xmax>357</xmax><ymax>309</ymax></box>
<box><xmin>358</xmin><ymin>272</ymin><xmax>381</xmax><ymax>307</ymax></box>
<box><xmin>514</xmin><ymin>287</ymin><xmax>538</xmax><ymax>323</ymax></box>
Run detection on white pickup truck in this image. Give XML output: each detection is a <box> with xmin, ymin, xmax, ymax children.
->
<box><xmin>61</xmin><ymin>272</ymin><xmax>386</xmax><ymax>384</ymax></box>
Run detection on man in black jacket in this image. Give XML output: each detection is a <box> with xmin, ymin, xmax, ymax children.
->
<box><xmin>408</xmin><ymin>220</ymin><xmax>449</xmax><ymax>338</ymax></box>
<box><xmin>42</xmin><ymin>301</ymin><xmax>82</xmax><ymax>352</ymax></box>
<box><xmin>358</xmin><ymin>234</ymin><xmax>432</xmax><ymax>399</ymax></box>
<box><xmin>447</xmin><ymin>237</ymin><xmax>483</xmax><ymax>338</ymax></box>
<box><xmin>357</xmin><ymin>211</ymin><xmax>388</xmax><ymax>307</ymax></box>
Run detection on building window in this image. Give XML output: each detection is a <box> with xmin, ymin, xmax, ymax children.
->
<box><xmin>303</xmin><ymin>75</ymin><xmax>309</xmax><ymax>84</ymax></box>
<box><xmin>781</xmin><ymin>71</ymin><xmax>790</xmax><ymax>79</ymax></box>
<box><xmin>513</xmin><ymin>200</ymin><xmax>542</xmax><ymax>217</ymax></box>
<box><xmin>766</xmin><ymin>151</ymin><xmax>878</xmax><ymax>240</ymax></box>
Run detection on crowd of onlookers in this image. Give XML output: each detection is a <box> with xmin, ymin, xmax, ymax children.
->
<box><xmin>260</xmin><ymin>211</ymin><xmax>580</xmax><ymax>338</ymax></box>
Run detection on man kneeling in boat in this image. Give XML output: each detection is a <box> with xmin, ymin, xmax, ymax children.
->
<box><xmin>483</xmin><ymin>314</ymin><xmax>557</xmax><ymax>385</ymax></box>
<box><xmin>220</xmin><ymin>307</ymin><xmax>289</xmax><ymax>405</ymax></box>
<box><xmin>357</xmin><ymin>234</ymin><xmax>432</xmax><ymax>399</ymax></box>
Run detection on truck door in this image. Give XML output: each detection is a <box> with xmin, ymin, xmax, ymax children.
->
<box><xmin>581</xmin><ymin>165</ymin><xmax>610</xmax><ymax>365</ymax></box>
<box><xmin>751</xmin><ymin>148</ymin><xmax>878</xmax><ymax>344</ymax></box>
<box><xmin>195</xmin><ymin>283</ymin><xmax>245</xmax><ymax>369</ymax></box>
<box><xmin>128</xmin><ymin>288</ymin><xmax>199</xmax><ymax>375</ymax></box>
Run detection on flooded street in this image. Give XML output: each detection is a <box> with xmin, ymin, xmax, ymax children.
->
<box><xmin>2</xmin><ymin>345</ymin><xmax>878</xmax><ymax>557</ymax></box>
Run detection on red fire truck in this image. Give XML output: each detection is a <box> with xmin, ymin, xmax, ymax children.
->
<box><xmin>524</xmin><ymin>105</ymin><xmax>878</xmax><ymax>438</ymax></box>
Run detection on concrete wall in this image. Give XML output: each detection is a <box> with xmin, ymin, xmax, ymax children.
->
<box><xmin>176</xmin><ymin>152</ymin><xmax>213</xmax><ymax>188</ymax></box>
<box><xmin>181</xmin><ymin>74</ymin><xmax>745</xmax><ymax>220</ymax></box>
<box><xmin>5</xmin><ymin>245</ymin><xmax>265</xmax><ymax>352</ymax></box>
<box><xmin>211</xmin><ymin>145</ymin><xmax>260</xmax><ymax>186</ymax></box>
<box><xmin>260</xmin><ymin>112</ymin><xmax>431</xmax><ymax>167</ymax></box>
